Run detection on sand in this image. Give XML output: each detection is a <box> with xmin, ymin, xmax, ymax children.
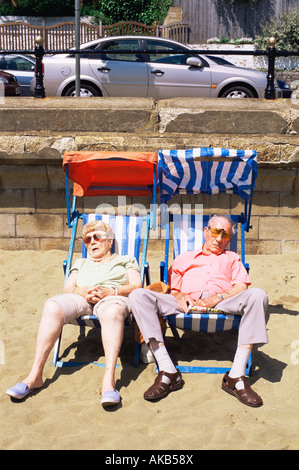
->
<box><xmin>0</xmin><ymin>248</ymin><xmax>299</xmax><ymax>451</ymax></box>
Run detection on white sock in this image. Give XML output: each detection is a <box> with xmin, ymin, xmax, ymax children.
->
<box><xmin>152</xmin><ymin>344</ymin><xmax>177</xmax><ymax>380</ymax></box>
<box><xmin>229</xmin><ymin>347</ymin><xmax>251</xmax><ymax>390</ymax></box>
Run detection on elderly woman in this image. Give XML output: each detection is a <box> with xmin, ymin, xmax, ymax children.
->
<box><xmin>7</xmin><ymin>220</ymin><xmax>142</xmax><ymax>407</ymax></box>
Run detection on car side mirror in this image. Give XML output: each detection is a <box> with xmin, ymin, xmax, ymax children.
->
<box><xmin>186</xmin><ymin>57</ymin><xmax>204</xmax><ymax>67</ymax></box>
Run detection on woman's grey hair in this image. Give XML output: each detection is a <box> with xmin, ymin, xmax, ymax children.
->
<box><xmin>83</xmin><ymin>220</ymin><xmax>114</xmax><ymax>239</ymax></box>
<box><xmin>207</xmin><ymin>214</ymin><xmax>237</xmax><ymax>235</ymax></box>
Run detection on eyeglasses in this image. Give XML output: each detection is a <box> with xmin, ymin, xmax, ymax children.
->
<box><xmin>209</xmin><ymin>227</ymin><xmax>232</xmax><ymax>240</ymax></box>
<box><xmin>83</xmin><ymin>232</ymin><xmax>108</xmax><ymax>245</ymax></box>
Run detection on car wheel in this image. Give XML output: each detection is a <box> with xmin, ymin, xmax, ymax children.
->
<box><xmin>64</xmin><ymin>83</ymin><xmax>100</xmax><ymax>97</ymax></box>
<box><xmin>220</xmin><ymin>86</ymin><xmax>256</xmax><ymax>98</ymax></box>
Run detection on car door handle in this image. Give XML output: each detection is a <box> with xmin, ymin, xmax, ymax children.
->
<box><xmin>97</xmin><ymin>67</ymin><xmax>111</xmax><ymax>72</ymax></box>
<box><xmin>151</xmin><ymin>69</ymin><xmax>164</xmax><ymax>76</ymax></box>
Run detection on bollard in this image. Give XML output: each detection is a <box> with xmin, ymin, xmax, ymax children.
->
<box><xmin>265</xmin><ymin>37</ymin><xmax>277</xmax><ymax>100</ymax></box>
<box><xmin>34</xmin><ymin>35</ymin><xmax>46</xmax><ymax>98</ymax></box>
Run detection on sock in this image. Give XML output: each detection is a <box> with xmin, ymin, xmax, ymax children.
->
<box><xmin>151</xmin><ymin>344</ymin><xmax>177</xmax><ymax>381</ymax></box>
<box><xmin>229</xmin><ymin>347</ymin><xmax>251</xmax><ymax>390</ymax></box>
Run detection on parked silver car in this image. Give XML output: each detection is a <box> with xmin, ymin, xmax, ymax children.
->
<box><xmin>30</xmin><ymin>36</ymin><xmax>282</xmax><ymax>99</ymax></box>
<box><xmin>206</xmin><ymin>55</ymin><xmax>291</xmax><ymax>98</ymax></box>
<box><xmin>0</xmin><ymin>53</ymin><xmax>35</xmax><ymax>96</ymax></box>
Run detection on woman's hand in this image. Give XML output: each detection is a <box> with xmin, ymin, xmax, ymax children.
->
<box><xmin>85</xmin><ymin>286</ymin><xmax>115</xmax><ymax>304</ymax></box>
<box><xmin>63</xmin><ymin>272</ymin><xmax>106</xmax><ymax>302</ymax></box>
<box><xmin>63</xmin><ymin>267</ymin><xmax>143</xmax><ymax>304</ymax></box>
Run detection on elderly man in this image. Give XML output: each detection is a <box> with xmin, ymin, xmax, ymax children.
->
<box><xmin>129</xmin><ymin>214</ymin><xmax>268</xmax><ymax>407</ymax></box>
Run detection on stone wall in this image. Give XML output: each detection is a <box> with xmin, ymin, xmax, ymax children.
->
<box><xmin>0</xmin><ymin>97</ymin><xmax>298</xmax><ymax>256</ymax></box>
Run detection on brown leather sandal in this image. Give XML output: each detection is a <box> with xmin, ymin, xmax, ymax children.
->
<box><xmin>222</xmin><ymin>372</ymin><xmax>263</xmax><ymax>407</ymax></box>
<box><xmin>144</xmin><ymin>370</ymin><xmax>184</xmax><ymax>401</ymax></box>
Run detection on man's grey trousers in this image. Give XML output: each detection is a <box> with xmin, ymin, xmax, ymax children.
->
<box><xmin>129</xmin><ymin>287</ymin><xmax>269</xmax><ymax>347</ymax></box>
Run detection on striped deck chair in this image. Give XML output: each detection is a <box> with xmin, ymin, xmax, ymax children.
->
<box><xmin>52</xmin><ymin>151</ymin><xmax>157</xmax><ymax>368</ymax></box>
<box><xmin>53</xmin><ymin>212</ymin><xmax>150</xmax><ymax>368</ymax></box>
<box><xmin>156</xmin><ymin>147</ymin><xmax>258</xmax><ymax>375</ymax></box>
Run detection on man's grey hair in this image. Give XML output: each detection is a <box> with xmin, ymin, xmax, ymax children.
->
<box><xmin>207</xmin><ymin>214</ymin><xmax>237</xmax><ymax>235</ymax></box>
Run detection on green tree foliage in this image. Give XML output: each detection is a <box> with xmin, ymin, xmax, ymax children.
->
<box><xmin>0</xmin><ymin>0</ymin><xmax>74</xmax><ymax>15</ymax></box>
<box><xmin>254</xmin><ymin>9</ymin><xmax>299</xmax><ymax>51</ymax></box>
<box><xmin>83</xmin><ymin>0</ymin><xmax>172</xmax><ymax>25</ymax></box>
<box><xmin>0</xmin><ymin>0</ymin><xmax>171</xmax><ymax>24</ymax></box>
<box><xmin>0</xmin><ymin>0</ymin><xmax>171</xmax><ymax>25</ymax></box>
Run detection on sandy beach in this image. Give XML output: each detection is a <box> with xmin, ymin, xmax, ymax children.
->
<box><xmin>0</xmin><ymin>248</ymin><xmax>299</xmax><ymax>451</ymax></box>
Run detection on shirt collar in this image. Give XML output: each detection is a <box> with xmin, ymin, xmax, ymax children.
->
<box><xmin>194</xmin><ymin>244</ymin><xmax>226</xmax><ymax>257</ymax></box>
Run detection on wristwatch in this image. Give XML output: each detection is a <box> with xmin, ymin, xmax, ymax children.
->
<box><xmin>216</xmin><ymin>294</ymin><xmax>224</xmax><ymax>301</ymax></box>
<box><xmin>113</xmin><ymin>287</ymin><xmax>118</xmax><ymax>296</ymax></box>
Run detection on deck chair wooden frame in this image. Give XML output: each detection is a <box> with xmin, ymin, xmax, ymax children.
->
<box><xmin>52</xmin><ymin>151</ymin><xmax>157</xmax><ymax>368</ymax></box>
<box><xmin>155</xmin><ymin>147</ymin><xmax>257</xmax><ymax>375</ymax></box>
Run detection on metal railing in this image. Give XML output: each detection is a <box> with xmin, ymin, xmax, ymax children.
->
<box><xmin>1</xmin><ymin>36</ymin><xmax>298</xmax><ymax>99</ymax></box>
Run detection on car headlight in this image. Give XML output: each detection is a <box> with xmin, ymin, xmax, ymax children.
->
<box><xmin>0</xmin><ymin>77</ymin><xmax>8</xmax><ymax>84</ymax></box>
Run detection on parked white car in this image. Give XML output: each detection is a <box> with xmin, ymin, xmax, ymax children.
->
<box><xmin>30</xmin><ymin>35</ymin><xmax>282</xmax><ymax>99</ymax></box>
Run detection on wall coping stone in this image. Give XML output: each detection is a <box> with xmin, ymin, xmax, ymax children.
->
<box><xmin>0</xmin><ymin>97</ymin><xmax>298</xmax><ymax>167</ymax></box>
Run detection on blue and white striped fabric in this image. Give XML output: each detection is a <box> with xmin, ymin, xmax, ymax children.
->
<box><xmin>71</xmin><ymin>314</ymin><xmax>131</xmax><ymax>329</ymax></box>
<box><xmin>158</xmin><ymin>147</ymin><xmax>257</xmax><ymax>203</ymax></box>
<box><xmin>172</xmin><ymin>213</ymin><xmax>238</xmax><ymax>256</ymax></box>
<box><xmin>81</xmin><ymin>213</ymin><xmax>144</xmax><ymax>261</ymax></box>
<box><xmin>173</xmin><ymin>213</ymin><xmax>203</xmax><ymax>255</ymax></box>
<box><xmin>73</xmin><ymin>314</ymin><xmax>101</xmax><ymax>328</ymax></box>
<box><xmin>167</xmin><ymin>311</ymin><xmax>241</xmax><ymax>333</ymax></box>
<box><xmin>69</xmin><ymin>213</ymin><xmax>148</xmax><ymax>329</ymax></box>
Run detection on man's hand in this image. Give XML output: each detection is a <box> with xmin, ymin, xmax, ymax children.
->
<box><xmin>195</xmin><ymin>295</ymin><xmax>221</xmax><ymax>309</ymax></box>
<box><xmin>195</xmin><ymin>283</ymin><xmax>248</xmax><ymax>309</ymax></box>
<box><xmin>171</xmin><ymin>291</ymin><xmax>195</xmax><ymax>314</ymax></box>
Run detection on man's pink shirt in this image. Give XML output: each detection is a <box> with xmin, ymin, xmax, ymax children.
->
<box><xmin>168</xmin><ymin>248</ymin><xmax>251</xmax><ymax>300</ymax></box>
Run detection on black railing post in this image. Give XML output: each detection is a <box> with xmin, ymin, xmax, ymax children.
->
<box><xmin>34</xmin><ymin>35</ymin><xmax>46</xmax><ymax>98</ymax></box>
<box><xmin>265</xmin><ymin>37</ymin><xmax>277</xmax><ymax>100</ymax></box>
